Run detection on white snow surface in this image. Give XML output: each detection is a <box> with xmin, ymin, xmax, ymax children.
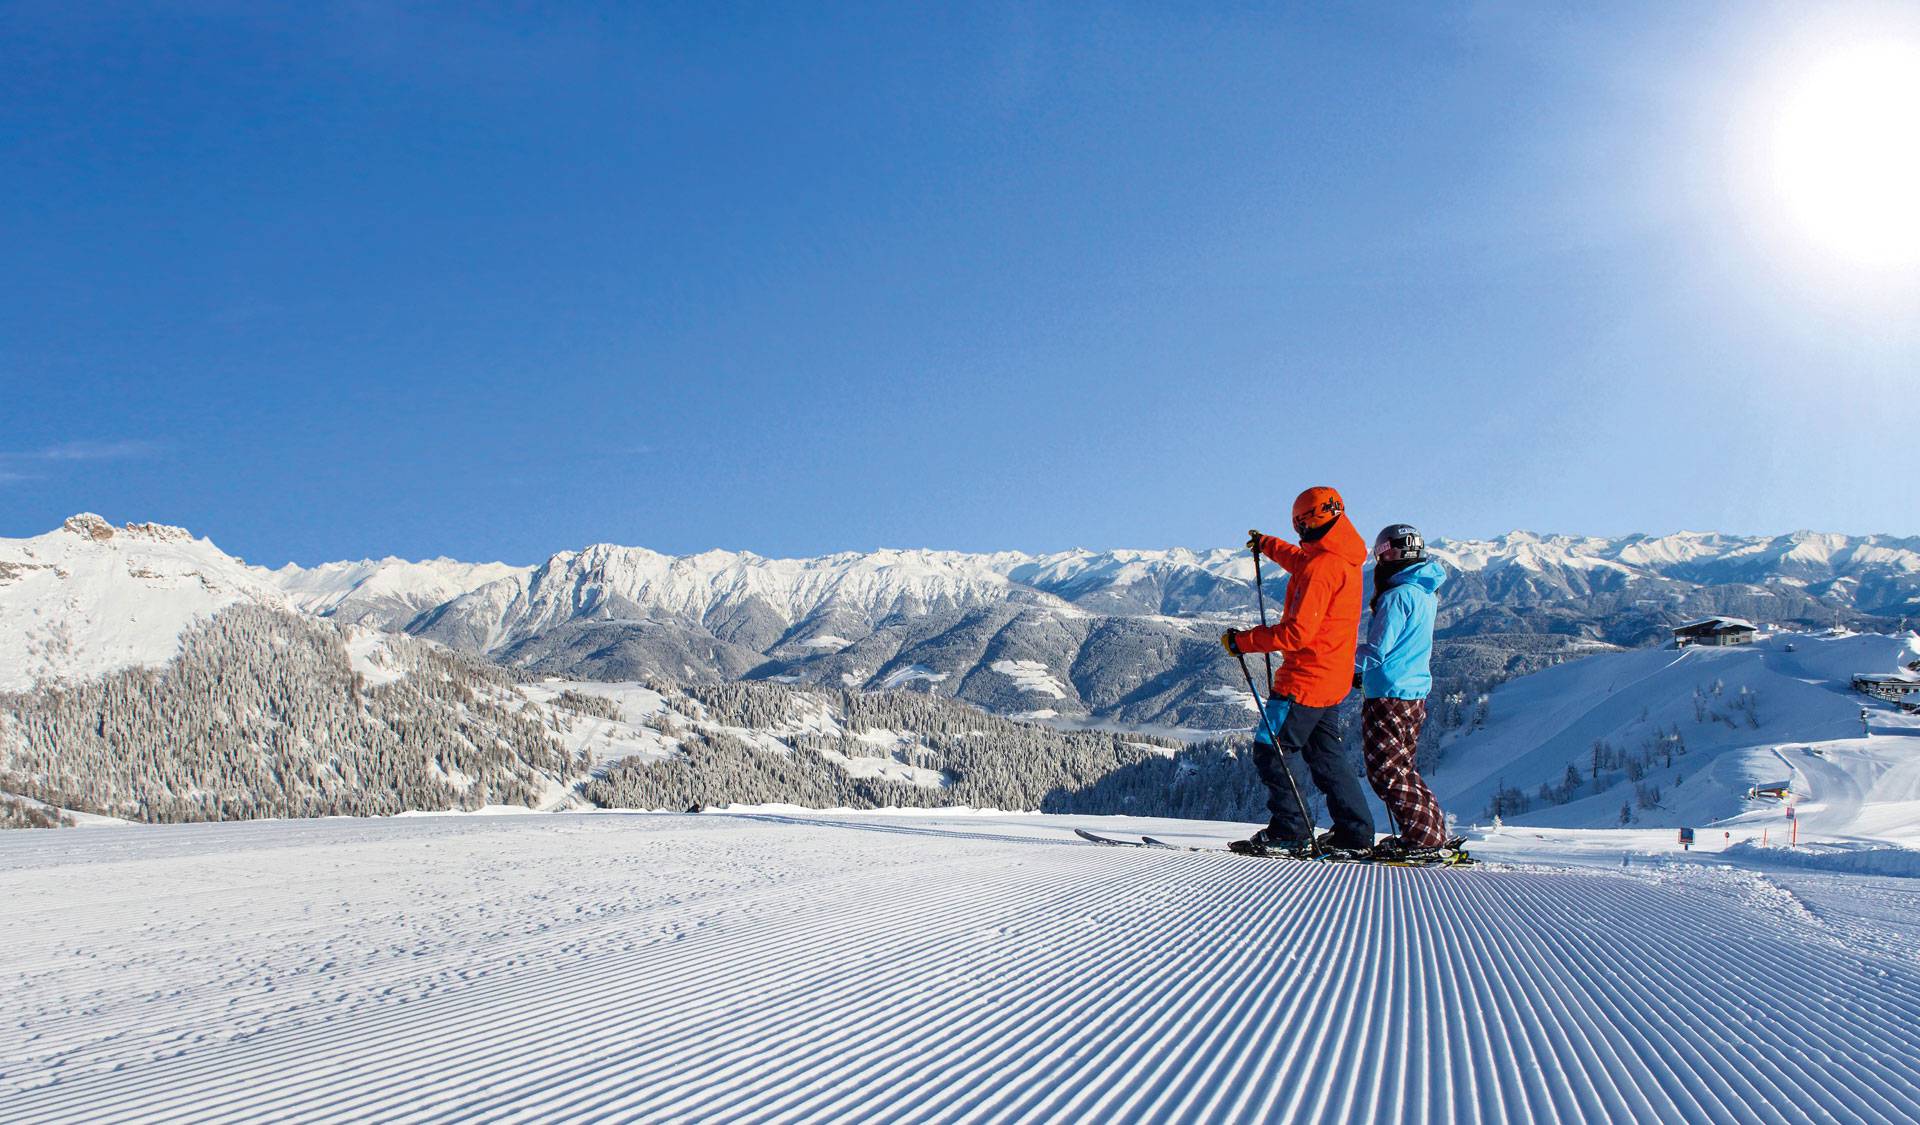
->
<box><xmin>880</xmin><ymin>663</ymin><xmax>948</xmax><ymax>689</ymax></box>
<box><xmin>1003</xmin><ymin>546</ymin><xmax>1247</xmax><ymax>592</ymax></box>
<box><xmin>989</xmin><ymin>658</ymin><xmax>1068</xmax><ymax>699</ymax></box>
<box><xmin>797</xmin><ymin>634</ymin><xmax>853</xmax><ymax>649</ymax></box>
<box><xmin>4</xmin><ymin>811</ymin><xmax>1919</xmax><ymax>1122</ymax></box>
<box><xmin>0</xmin><ymin>515</ymin><xmax>286</xmax><ymax>692</ymax></box>
<box><xmin>1674</xmin><ymin>615</ymin><xmax>1757</xmax><ymax>631</ymax></box>
<box><xmin>342</xmin><ymin>627</ymin><xmax>408</xmax><ymax>687</ymax></box>
<box><xmin>519</xmin><ymin>679</ymin><xmax>678</xmax><ymax>768</ymax></box>
<box><xmin>1205</xmin><ymin>685</ymin><xmax>1261</xmax><ymax>712</ymax></box>
<box><xmin>812</xmin><ymin>744</ymin><xmax>950</xmax><ymax>788</ymax></box>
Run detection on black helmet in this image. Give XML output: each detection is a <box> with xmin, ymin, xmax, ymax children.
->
<box><xmin>1373</xmin><ymin>524</ymin><xmax>1426</xmax><ymax>564</ymax></box>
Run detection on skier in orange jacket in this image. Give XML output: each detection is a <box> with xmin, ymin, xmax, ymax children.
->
<box><xmin>1220</xmin><ymin>486</ymin><xmax>1375</xmax><ymax>858</ymax></box>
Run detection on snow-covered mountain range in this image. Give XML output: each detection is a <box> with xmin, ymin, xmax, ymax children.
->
<box><xmin>268</xmin><ymin>530</ymin><xmax>1920</xmax><ymax>637</ymax></box>
<box><xmin>260</xmin><ymin>527</ymin><xmax>1920</xmax><ymax>728</ymax></box>
<box><xmin>7</xmin><ymin>514</ymin><xmax>1919</xmax><ymax>724</ymax></box>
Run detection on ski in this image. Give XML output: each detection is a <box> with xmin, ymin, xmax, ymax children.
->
<box><xmin>1073</xmin><ymin>828</ymin><xmax>1189</xmax><ymax>850</ymax></box>
<box><xmin>1076</xmin><ymin>827</ymin><xmax>1476</xmax><ymax>867</ymax></box>
<box><xmin>1372</xmin><ymin>850</ymin><xmax>1477</xmax><ymax>869</ymax></box>
<box><xmin>1371</xmin><ymin>836</ymin><xmax>1478</xmax><ymax>868</ymax></box>
<box><xmin>1138</xmin><ymin>835</ymin><xmax>1221</xmax><ymax>853</ymax></box>
<box><xmin>1256</xmin><ymin>846</ymin><xmax>1475</xmax><ymax>868</ymax></box>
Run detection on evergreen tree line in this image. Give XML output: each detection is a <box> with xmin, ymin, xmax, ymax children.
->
<box><xmin>591</xmin><ymin>677</ymin><xmax>1351</xmax><ymax>824</ymax></box>
<box><xmin>582</xmin><ymin>729</ymin><xmax>1281</xmax><ymax>823</ymax></box>
<box><xmin>554</xmin><ymin>689</ymin><xmax>624</xmax><ymax>722</ymax></box>
<box><xmin>1414</xmin><ymin>690</ymin><xmax>1490</xmax><ymax>776</ymax></box>
<box><xmin>1042</xmin><ymin>739</ymin><xmax>1274</xmax><ymax>821</ymax></box>
<box><xmin>585</xmin><ymin>679</ymin><xmax>1210</xmax><ymax>815</ymax></box>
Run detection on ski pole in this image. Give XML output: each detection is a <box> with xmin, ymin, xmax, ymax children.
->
<box><xmin>1237</xmin><ymin>650</ymin><xmax>1319</xmax><ymax>856</ymax></box>
<box><xmin>1252</xmin><ymin>546</ymin><xmax>1276</xmax><ymax>692</ymax></box>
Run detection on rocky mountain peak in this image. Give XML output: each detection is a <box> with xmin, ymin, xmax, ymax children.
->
<box><xmin>62</xmin><ymin>513</ymin><xmax>115</xmax><ymax>541</ymax></box>
<box><xmin>58</xmin><ymin>515</ymin><xmax>196</xmax><ymax>545</ymax></box>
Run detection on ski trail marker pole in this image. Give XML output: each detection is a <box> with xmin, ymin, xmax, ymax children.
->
<box><xmin>1236</xmin><ymin>650</ymin><xmax>1318</xmax><ymax>856</ymax></box>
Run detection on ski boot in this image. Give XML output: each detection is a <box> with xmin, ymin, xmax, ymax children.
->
<box><xmin>1370</xmin><ymin>834</ymin><xmax>1474</xmax><ymax>867</ymax></box>
<box><xmin>1228</xmin><ymin>828</ymin><xmax>1316</xmax><ymax>859</ymax></box>
<box><xmin>1311</xmin><ymin>830</ymin><xmax>1377</xmax><ymax>862</ymax></box>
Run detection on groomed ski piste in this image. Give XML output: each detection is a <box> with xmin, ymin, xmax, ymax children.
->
<box><xmin>6</xmin><ymin>807</ymin><xmax>1920</xmax><ymax>1124</ymax></box>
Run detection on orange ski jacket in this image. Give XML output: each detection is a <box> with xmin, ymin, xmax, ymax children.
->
<box><xmin>1234</xmin><ymin>514</ymin><xmax>1368</xmax><ymax>709</ymax></box>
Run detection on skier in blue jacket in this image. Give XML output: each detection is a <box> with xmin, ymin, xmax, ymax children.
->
<box><xmin>1355</xmin><ymin>524</ymin><xmax>1454</xmax><ymax>857</ymax></box>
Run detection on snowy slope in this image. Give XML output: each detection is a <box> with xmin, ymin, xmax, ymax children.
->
<box><xmin>0</xmin><ymin>515</ymin><xmax>286</xmax><ymax>692</ymax></box>
<box><xmin>519</xmin><ymin>680</ymin><xmax>679</xmax><ymax>767</ymax></box>
<box><xmin>1431</xmin><ymin>630</ymin><xmax>1920</xmax><ymax>841</ymax></box>
<box><xmin>4</xmin><ymin>811</ymin><xmax>1919</xmax><ymax>1123</ymax></box>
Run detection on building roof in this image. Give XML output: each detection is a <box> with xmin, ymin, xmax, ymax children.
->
<box><xmin>1673</xmin><ymin>616</ymin><xmax>1758</xmax><ymax>634</ymax></box>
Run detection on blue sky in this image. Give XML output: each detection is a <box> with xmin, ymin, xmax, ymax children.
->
<box><xmin>3</xmin><ymin>2</ymin><xmax>1916</xmax><ymax>566</ymax></box>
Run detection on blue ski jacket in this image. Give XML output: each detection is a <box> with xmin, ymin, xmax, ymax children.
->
<box><xmin>1356</xmin><ymin>559</ymin><xmax>1446</xmax><ymax>700</ymax></box>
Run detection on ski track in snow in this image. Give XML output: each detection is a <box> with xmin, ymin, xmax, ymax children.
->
<box><xmin>4</xmin><ymin>814</ymin><xmax>1920</xmax><ymax>1123</ymax></box>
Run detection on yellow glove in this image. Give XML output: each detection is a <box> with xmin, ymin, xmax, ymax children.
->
<box><xmin>1221</xmin><ymin>629</ymin><xmax>1242</xmax><ymax>655</ymax></box>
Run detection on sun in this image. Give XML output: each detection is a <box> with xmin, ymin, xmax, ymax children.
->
<box><xmin>1767</xmin><ymin>41</ymin><xmax>1920</xmax><ymax>271</ymax></box>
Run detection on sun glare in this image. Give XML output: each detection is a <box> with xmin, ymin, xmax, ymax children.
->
<box><xmin>1768</xmin><ymin>42</ymin><xmax>1920</xmax><ymax>271</ymax></box>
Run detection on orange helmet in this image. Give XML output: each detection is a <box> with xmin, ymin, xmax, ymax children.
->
<box><xmin>1291</xmin><ymin>486</ymin><xmax>1345</xmax><ymax>536</ymax></box>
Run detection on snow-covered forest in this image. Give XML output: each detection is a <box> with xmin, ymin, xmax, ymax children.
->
<box><xmin>581</xmin><ymin>681</ymin><xmax>1273</xmax><ymax>819</ymax></box>
<box><xmin>0</xmin><ymin>606</ymin><xmax>578</xmax><ymax>822</ymax></box>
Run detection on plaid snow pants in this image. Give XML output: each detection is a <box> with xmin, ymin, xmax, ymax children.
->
<box><xmin>1361</xmin><ymin>697</ymin><xmax>1449</xmax><ymax>848</ymax></box>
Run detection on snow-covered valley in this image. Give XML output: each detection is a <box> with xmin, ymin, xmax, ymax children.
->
<box><xmin>5</xmin><ymin>810</ymin><xmax>1919</xmax><ymax>1123</ymax></box>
